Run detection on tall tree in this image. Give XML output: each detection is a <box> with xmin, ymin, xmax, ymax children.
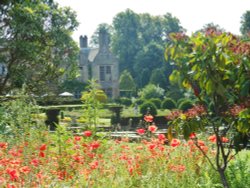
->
<box><xmin>0</xmin><ymin>0</ymin><xmax>79</xmax><ymax>95</ymax></box>
<box><xmin>133</xmin><ymin>41</ymin><xmax>165</xmax><ymax>82</ymax></box>
<box><xmin>112</xmin><ymin>9</ymin><xmax>140</xmax><ymax>74</ymax></box>
<box><xmin>89</xmin><ymin>23</ymin><xmax>113</xmax><ymax>48</ymax></box>
<box><xmin>149</xmin><ymin>68</ymin><xmax>167</xmax><ymax>89</ymax></box>
<box><xmin>119</xmin><ymin>70</ymin><xmax>136</xmax><ymax>96</ymax></box>
<box><xmin>240</xmin><ymin>11</ymin><xmax>250</xmax><ymax>36</ymax></box>
<box><xmin>163</xmin><ymin>13</ymin><xmax>185</xmax><ymax>42</ymax></box>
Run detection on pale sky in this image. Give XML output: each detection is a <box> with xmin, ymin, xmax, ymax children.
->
<box><xmin>55</xmin><ymin>0</ymin><xmax>250</xmax><ymax>42</ymax></box>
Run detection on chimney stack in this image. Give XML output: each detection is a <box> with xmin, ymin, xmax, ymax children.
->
<box><xmin>80</xmin><ymin>35</ymin><xmax>88</xmax><ymax>48</ymax></box>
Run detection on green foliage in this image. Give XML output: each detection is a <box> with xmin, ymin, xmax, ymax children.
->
<box><xmin>0</xmin><ymin>0</ymin><xmax>79</xmax><ymax>95</ymax></box>
<box><xmin>149</xmin><ymin>68</ymin><xmax>168</xmax><ymax>89</ymax></box>
<box><xmin>60</xmin><ymin>79</ymin><xmax>87</xmax><ymax>94</ymax></box>
<box><xmin>111</xmin><ymin>10</ymin><xmax>184</xmax><ymax>88</ymax></box>
<box><xmin>240</xmin><ymin>11</ymin><xmax>250</xmax><ymax>36</ymax></box>
<box><xmin>149</xmin><ymin>98</ymin><xmax>162</xmax><ymax>109</ymax></box>
<box><xmin>138</xmin><ymin>84</ymin><xmax>165</xmax><ymax>100</ymax></box>
<box><xmin>118</xmin><ymin>97</ymin><xmax>132</xmax><ymax>106</ymax></box>
<box><xmin>119</xmin><ymin>70</ymin><xmax>136</xmax><ymax>96</ymax></box>
<box><xmin>226</xmin><ymin>150</ymin><xmax>250</xmax><ymax>188</ymax></box>
<box><xmin>161</xmin><ymin>98</ymin><xmax>177</xmax><ymax>110</ymax></box>
<box><xmin>165</xmin><ymin>29</ymin><xmax>250</xmax><ymax>187</ymax></box>
<box><xmin>134</xmin><ymin>98</ymin><xmax>145</xmax><ymax>106</ymax></box>
<box><xmin>139</xmin><ymin>101</ymin><xmax>157</xmax><ymax>116</ymax></box>
<box><xmin>178</xmin><ymin>99</ymin><xmax>194</xmax><ymax>111</ymax></box>
<box><xmin>0</xmin><ymin>89</ymin><xmax>46</xmax><ymax>144</ymax></box>
<box><xmin>80</xmin><ymin>80</ymin><xmax>107</xmax><ymax>127</ymax></box>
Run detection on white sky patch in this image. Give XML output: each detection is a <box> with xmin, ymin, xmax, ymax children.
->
<box><xmin>55</xmin><ymin>0</ymin><xmax>250</xmax><ymax>42</ymax></box>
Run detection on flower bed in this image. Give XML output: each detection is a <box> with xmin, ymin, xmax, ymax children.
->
<box><xmin>1</xmin><ymin>128</ymin><xmax>249</xmax><ymax>188</ymax></box>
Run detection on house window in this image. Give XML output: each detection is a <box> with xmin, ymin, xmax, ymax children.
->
<box><xmin>100</xmin><ymin>66</ymin><xmax>105</xmax><ymax>81</ymax></box>
<box><xmin>106</xmin><ymin>66</ymin><xmax>111</xmax><ymax>74</ymax></box>
<box><xmin>99</xmin><ymin>65</ymin><xmax>112</xmax><ymax>81</ymax></box>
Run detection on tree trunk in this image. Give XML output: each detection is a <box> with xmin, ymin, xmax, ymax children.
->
<box><xmin>218</xmin><ymin>169</ymin><xmax>229</xmax><ymax>188</ymax></box>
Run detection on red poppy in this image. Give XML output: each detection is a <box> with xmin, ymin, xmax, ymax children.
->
<box><xmin>89</xmin><ymin>160</ymin><xmax>99</xmax><ymax>170</ymax></box>
<box><xmin>158</xmin><ymin>134</ymin><xmax>166</xmax><ymax>141</ymax></box>
<box><xmin>148</xmin><ymin>124</ymin><xmax>157</xmax><ymax>133</ymax></box>
<box><xmin>74</xmin><ymin>136</ymin><xmax>82</xmax><ymax>142</ymax></box>
<box><xmin>89</xmin><ymin>141</ymin><xmax>100</xmax><ymax>150</ymax></box>
<box><xmin>189</xmin><ymin>132</ymin><xmax>196</xmax><ymax>139</ymax></box>
<box><xmin>0</xmin><ymin>142</ymin><xmax>8</xmax><ymax>149</ymax></box>
<box><xmin>0</xmin><ymin>177</ymin><xmax>5</xmax><ymax>185</ymax></box>
<box><xmin>144</xmin><ymin>115</ymin><xmax>154</xmax><ymax>123</ymax></box>
<box><xmin>39</xmin><ymin>151</ymin><xmax>45</xmax><ymax>158</ymax></box>
<box><xmin>136</xmin><ymin>129</ymin><xmax>145</xmax><ymax>135</ymax></box>
<box><xmin>221</xmin><ymin>137</ymin><xmax>229</xmax><ymax>143</ymax></box>
<box><xmin>39</xmin><ymin>144</ymin><xmax>47</xmax><ymax>151</ymax></box>
<box><xmin>7</xmin><ymin>184</ymin><xmax>16</xmax><ymax>188</ymax></box>
<box><xmin>83</xmin><ymin>130</ymin><xmax>92</xmax><ymax>137</ymax></box>
<box><xmin>170</xmin><ymin>139</ymin><xmax>181</xmax><ymax>147</ymax></box>
<box><xmin>19</xmin><ymin>166</ymin><xmax>31</xmax><ymax>174</ymax></box>
<box><xmin>6</xmin><ymin>168</ymin><xmax>19</xmax><ymax>181</ymax></box>
<box><xmin>208</xmin><ymin>135</ymin><xmax>217</xmax><ymax>143</ymax></box>
<box><xmin>148</xmin><ymin>143</ymin><xmax>157</xmax><ymax>150</ymax></box>
<box><xmin>30</xmin><ymin>159</ymin><xmax>39</xmax><ymax>167</ymax></box>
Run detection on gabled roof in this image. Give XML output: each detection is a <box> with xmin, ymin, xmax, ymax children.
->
<box><xmin>88</xmin><ymin>48</ymin><xmax>99</xmax><ymax>62</ymax></box>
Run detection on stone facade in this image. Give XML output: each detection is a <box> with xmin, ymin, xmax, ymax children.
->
<box><xmin>78</xmin><ymin>30</ymin><xmax>119</xmax><ymax>98</ymax></box>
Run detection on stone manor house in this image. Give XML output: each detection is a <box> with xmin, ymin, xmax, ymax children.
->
<box><xmin>78</xmin><ymin>30</ymin><xmax>119</xmax><ymax>98</ymax></box>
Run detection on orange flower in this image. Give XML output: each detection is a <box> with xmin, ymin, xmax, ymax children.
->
<box><xmin>144</xmin><ymin>115</ymin><xmax>154</xmax><ymax>122</ymax></box>
<box><xmin>208</xmin><ymin>135</ymin><xmax>229</xmax><ymax>143</ymax></box>
<box><xmin>170</xmin><ymin>139</ymin><xmax>181</xmax><ymax>147</ymax></box>
<box><xmin>221</xmin><ymin>137</ymin><xmax>229</xmax><ymax>143</ymax></box>
<box><xmin>0</xmin><ymin>142</ymin><xmax>8</xmax><ymax>149</ymax></box>
<box><xmin>169</xmin><ymin>164</ymin><xmax>186</xmax><ymax>172</ymax></box>
<box><xmin>148</xmin><ymin>124</ymin><xmax>157</xmax><ymax>133</ymax></box>
<box><xmin>208</xmin><ymin>135</ymin><xmax>217</xmax><ymax>143</ymax></box>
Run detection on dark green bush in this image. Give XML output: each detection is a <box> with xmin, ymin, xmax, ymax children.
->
<box><xmin>119</xmin><ymin>97</ymin><xmax>132</xmax><ymax>106</ymax></box>
<box><xmin>161</xmin><ymin>98</ymin><xmax>177</xmax><ymax>110</ymax></box>
<box><xmin>139</xmin><ymin>101</ymin><xmax>157</xmax><ymax>116</ymax></box>
<box><xmin>149</xmin><ymin>98</ymin><xmax>162</xmax><ymax>109</ymax></box>
<box><xmin>177</xmin><ymin>98</ymin><xmax>186</xmax><ymax>106</ymax></box>
<box><xmin>135</xmin><ymin>98</ymin><xmax>145</xmax><ymax>106</ymax></box>
<box><xmin>178</xmin><ymin>99</ymin><xmax>194</xmax><ymax>111</ymax></box>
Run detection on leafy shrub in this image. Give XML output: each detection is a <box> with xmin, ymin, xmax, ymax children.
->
<box><xmin>177</xmin><ymin>98</ymin><xmax>186</xmax><ymax>106</ymax></box>
<box><xmin>161</xmin><ymin>98</ymin><xmax>177</xmax><ymax>110</ymax></box>
<box><xmin>138</xmin><ymin>84</ymin><xmax>165</xmax><ymax>99</ymax></box>
<box><xmin>149</xmin><ymin>98</ymin><xmax>162</xmax><ymax>109</ymax></box>
<box><xmin>139</xmin><ymin>101</ymin><xmax>157</xmax><ymax>116</ymax></box>
<box><xmin>81</xmin><ymin>89</ymin><xmax>107</xmax><ymax>103</ymax></box>
<box><xmin>119</xmin><ymin>97</ymin><xmax>132</xmax><ymax>106</ymax></box>
<box><xmin>134</xmin><ymin>98</ymin><xmax>145</xmax><ymax>106</ymax></box>
<box><xmin>226</xmin><ymin>150</ymin><xmax>250</xmax><ymax>188</ymax></box>
<box><xmin>178</xmin><ymin>99</ymin><xmax>194</xmax><ymax>111</ymax></box>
